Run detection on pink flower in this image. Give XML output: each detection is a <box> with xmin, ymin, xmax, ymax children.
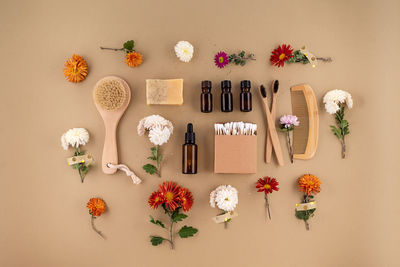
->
<box><xmin>280</xmin><ymin>115</ymin><xmax>299</xmax><ymax>129</ymax></box>
<box><xmin>214</xmin><ymin>51</ymin><xmax>229</xmax><ymax>68</ymax></box>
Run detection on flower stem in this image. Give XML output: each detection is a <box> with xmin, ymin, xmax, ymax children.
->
<box><xmin>265</xmin><ymin>194</ymin><xmax>271</xmax><ymax>220</ymax></box>
<box><xmin>156</xmin><ymin>145</ymin><xmax>161</xmax><ymax>177</ymax></box>
<box><xmin>287</xmin><ymin>131</ymin><xmax>294</xmax><ymax>163</ymax></box>
<box><xmin>169</xmin><ymin>214</ymin><xmax>174</xmax><ymax>249</ymax></box>
<box><xmin>304</xmin><ymin>194</ymin><xmax>310</xmax><ymax>231</ymax></box>
<box><xmin>341</xmin><ymin>137</ymin><xmax>346</xmax><ymax>159</ymax></box>
<box><xmin>100</xmin><ymin>47</ymin><xmax>124</xmax><ymax>52</ymax></box>
<box><xmin>316</xmin><ymin>57</ymin><xmax>332</xmax><ymax>62</ymax></box>
<box><xmin>91</xmin><ymin>216</ymin><xmax>105</xmax><ymax>239</ymax></box>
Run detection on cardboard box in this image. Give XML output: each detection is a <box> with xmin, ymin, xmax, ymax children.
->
<box><xmin>214</xmin><ymin>135</ymin><xmax>257</xmax><ymax>174</ymax></box>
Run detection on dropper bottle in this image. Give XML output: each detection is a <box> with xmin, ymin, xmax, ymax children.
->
<box><xmin>182</xmin><ymin>123</ymin><xmax>198</xmax><ymax>174</ymax></box>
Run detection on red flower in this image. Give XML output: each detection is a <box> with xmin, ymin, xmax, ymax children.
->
<box><xmin>256</xmin><ymin>177</ymin><xmax>279</xmax><ymax>194</ymax></box>
<box><xmin>178</xmin><ymin>188</ymin><xmax>194</xmax><ymax>212</ymax></box>
<box><xmin>159</xmin><ymin>181</ymin><xmax>181</xmax><ymax>211</ymax></box>
<box><xmin>270</xmin><ymin>44</ymin><xmax>293</xmax><ymax>67</ymax></box>
<box><xmin>148</xmin><ymin>191</ymin><xmax>164</xmax><ymax>209</ymax></box>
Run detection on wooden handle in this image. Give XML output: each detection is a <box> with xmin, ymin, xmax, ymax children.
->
<box><xmin>102</xmin><ymin>121</ymin><xmax>118</xmax><ymax>174</ymax></box>
<box><xmin>266</xmin><ymin>93</ymin><xmax>277</xmax><ymax>163</ymax></box>
<box><xmin>262</xmin><ymin>99</ymin><xmax>284</xmax><ymax>166</ymax></box>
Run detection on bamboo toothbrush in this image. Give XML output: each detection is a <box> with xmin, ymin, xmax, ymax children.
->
<box><xmin>266</xmin><ymin>80</ymin><xmax>279</xmax><ymax>163</ymax></box>
<box><xmin>260</xmin><ymin>85</ymin><xmax>284</xmax><ymax>166</ymax></box>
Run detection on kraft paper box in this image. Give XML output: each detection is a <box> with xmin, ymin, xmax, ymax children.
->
<box><xmin>214</xmin><ymin>135</ymin><xmax>257</xmax><ymax>174</ymax></box>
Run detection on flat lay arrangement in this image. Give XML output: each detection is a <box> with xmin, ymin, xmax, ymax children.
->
<box><xmin>60</xmin><ymin>41</ymin><xmax>354</xmax><ymax>247</ymax></box>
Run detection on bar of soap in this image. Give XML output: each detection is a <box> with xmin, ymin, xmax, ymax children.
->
<box><xmin>146</xmin><ymin>79</ymin><xmax>183</xmax><ymax>105</ymax></box>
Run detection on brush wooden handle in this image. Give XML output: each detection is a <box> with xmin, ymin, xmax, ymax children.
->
<box><xmin>262</xmin><ymin>98</ymin><xmax>284</xmax><ymax>166</ymax></box>
<box><xmin>266</xmin><ymin>93</ymin><xmax>277</xmax><ymax>163</ymax></box>
<box><xmin>102</xmin><ymin>120</ymin><xmax>118</xmax><ymax>174</ymax></box>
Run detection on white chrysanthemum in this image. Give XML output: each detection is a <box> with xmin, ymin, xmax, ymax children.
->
<box><xmin>137</xmin><ymin>118</ymin><xmax>146</xmax><ymax>136</ymax></box>
<box><xmin>323</xmin><ymin>89</ymin><xmax>353</xmax><ymax>114</ymax></box>
<box><xmin>148</xmin><ymin>127</ymin><xmax>171</xmax><ymax>146</ymax></box>
<box><xmin>61</xmin><ymin>128</ymin><xmax>89</xmax><ymax>150</ymax></box>
<box><xmin>210</xmin><ymin>185</ymin><xmax>238</xmax><ymax>212</ymax></box>
<box><xmin>174</xmin><ymin>41</ymin><xmax>194</xmax><ymax>62</ymax></box>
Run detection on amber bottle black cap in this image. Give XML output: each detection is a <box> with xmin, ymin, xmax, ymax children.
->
<box><xmin>201</xmin><ymin>80</ymin><xmax>212</xmax><ymax>89</ymax></box>
<box><xmin>221</xmin><ymin>80</ymin><xmax>231</xmax><ymax>89</ymax></box>
<box><xmin>185</xmin><ymin>123</ymin><xmax>195</xmax><ymax>144</ymax></box>
<box><xmin>240</xmin><ymin>80</ymin><xmax>251</xmax><ymax>89</ymax></box>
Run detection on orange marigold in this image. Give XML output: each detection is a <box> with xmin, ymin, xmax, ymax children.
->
<box><xmin>125</xmin><ymin>51</ymin><xmax>143</xmax><ymax>67</ymax></box>
<box><xmin>63</xmin><ymin>54</ymin><xmax>88</xmax><ymax>83</ymax></box>
<box><xmin>298</xmin><ymin>174</ymin><xmax>321</xmax><ymax>195</ymax></box>
<box><xmin>87</xmin><ymin>198</ymin><xmax>106</xmax><ymax>217</ymax></box>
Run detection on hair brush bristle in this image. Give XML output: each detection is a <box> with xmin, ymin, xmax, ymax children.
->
<box><xmin>260</xmin><ymin>85</ymin><xmax>267</xmax><ymax>98</ymax></box>
<box><xmin>273</xmin><ymin>80</ymin><xmax>279</xmax><ymax>93</ymax></box>
<box><xmin>94</xmin><ymin>79</ymin><xmax>126</xmax><ymax>111</ymax></box>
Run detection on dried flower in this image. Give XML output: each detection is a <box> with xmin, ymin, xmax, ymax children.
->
<box><xmin>174</xmin><ymin>41</ymin><xmax>194</xmax><ymax>62</ymax></box>
<box><xmin>298</xmin><ymin>174</ymin><xmax>321</xmax><ymax>195</ymax></box>
<box><xmin>270</xmin><ymin>44</ymin><xmax>293</xmax><ymax>67</ymax></box>
<box><xmin>63</xmin><ymin>54</ymin><xmax>88</xmax><ymax>83</ymax></box>
<box><xmin>138</xmin><ymin>115</ymin><xmax>173</xmax><ymax>177</ymax></box>
<box><xmin>148</xmin><ymin>182</ymin><xmax>198</xmax><ymax>249</ymax></box>
<box><xmin>256</xmin><ymin>177</ymin><xmax>279</xmax><ymax>220</ymax></box>
<box><xmin>214</xmin><ymin>51</ymin><xmax>229</xmax><ymax>68</ymax></box>
<box><xmin>125</xmin><ymin>51</ymin><xmax>143</xmax><ymax>67</ymax></box>
<box><xmin>323</xmin><ymin>89</ymin><xmax>353</xmax><ymax>158</ymax></box>
<box><xmin>100</xmin><ymin>40</ymin><xmax>143</xmax><ymax>68</ymax></box>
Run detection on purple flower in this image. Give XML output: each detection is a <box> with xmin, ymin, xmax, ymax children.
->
<box><xmin>214</xmin><ymin>51</ymin><xmax>229</xmax><ymax>68</ymax></box>
<box><xmin>280</xmin><ymin>115</ymin><xmax>299</xmax><ymax>129</ymax></box>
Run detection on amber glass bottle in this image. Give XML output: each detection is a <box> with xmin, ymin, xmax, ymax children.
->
<box><xmin>182</xmin><ymin>123</ymin><xmax>198</xmax><ymax>174</ymax></box>
<box><xmin>221</xmin><ymin>80</ymin><xmax>233</xmax><ymax>112</ymax></box>
<box><xmin>201</xmin><ymin>80</ymin><xmax>213</xmax><ymax>113</ymax></box>
<box><xmin>240</xmin><ymin>80</ymin><xmax>252</xmax><ymax>112</ymax></box>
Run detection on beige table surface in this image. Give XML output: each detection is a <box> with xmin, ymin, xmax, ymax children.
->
<box><xmin>1</xmin><ymin>0</ymin><xmax>399</xmax><ymax>266</ymax></box>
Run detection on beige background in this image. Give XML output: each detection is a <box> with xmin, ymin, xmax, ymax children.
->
<box><xmin>1</xmin><ymin>0</ymin><xmax>399</xmax><ymax>266</ymax></box>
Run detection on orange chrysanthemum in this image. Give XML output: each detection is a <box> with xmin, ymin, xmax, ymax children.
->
<box><xmin>148</xmin><ymin>191</ymin><xmax>164</xmax><ymax>209</ymax></box>
<box><xmin>87</xmin><ymin>198</ymin><xmax>106</xmax><ymax>217</ymax></box>
<box><xmin>298</xmin><ymin>174</ymin><xmax>321</xmax><ymax>195</ymax></box>
<box><xmin>178</xmin><ymin>188</ymin><xmax>194</xmax><ymax>212</ymax></box>
<box><xmin>125</xmin><ymin>51</ymin><xmax>143</xmax><ymax>67</ymax></box>
<box><xmin>158</xmin><ymin>181</ymin><xmax>181</xmax><ymax>211</ymax></box>
<box><xmin>63</xmin><ymin>54</ymin><xmax>88</xmax><ymax>83</ymax></box>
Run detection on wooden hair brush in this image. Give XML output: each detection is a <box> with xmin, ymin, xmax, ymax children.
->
<box><xmin>93</xmin><ymin>76</ymin><xmax>131</xmax><ymax>174</ymax></box>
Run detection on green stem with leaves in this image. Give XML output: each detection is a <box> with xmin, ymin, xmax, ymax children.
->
<box><xmin>73</xmin><ymin>147</ymin><xmax>88</xmax><ymax>183</ymax></box>
<box><xmin>143</xmin><ymin>145</ymin><xmax>163</xmax><ymax>177</ymax></box>
<box><xmin>330</xmin><ymin>105</ymin><xmax>350</xmax><ymax>159</ymax></box>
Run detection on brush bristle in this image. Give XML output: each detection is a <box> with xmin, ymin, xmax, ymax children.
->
<box><xmin>94</xmin><ymin>79</ymin><xmax>126</xmax><ymax>111</ymax></box>
<box><xmin>260</xmin><ymin>85</ymin><xmax>267</xmax><ymax>98</ymax></box>
<box><xmin>273</xmin><ymin>80</ymin><xmax>279</xmax><ymax>93</ymax></box>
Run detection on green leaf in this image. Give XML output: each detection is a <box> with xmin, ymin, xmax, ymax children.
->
<box><xmin>238</xmin><ymin>51</ymin><xmax>245</xmax><ymax>57</ymax></box>
<box><xmin>330</xmin><ymin>125</ymin><xmax>342</xmax><ymax>139</ymax></box>
<box><xmin>147</xmin><ymin>156</ymin><xmax>157</xmax><ymax>160</ymax></box>
<box><xmin>172</xmin><ymin>213</ymin><xmax>188</xmax><ymax>222</ymax></box>
<box><xmin>143</xmin><ymin>164</ymin><xmax>157</xmax><ymax>175</ymax></box>
<box><xmin>149</xmin><ymin>215</ymin><xmax>165</xmax><ymax>228</ymax></box>
<box><xmin>123</xmin><ymin>40</ymin><xmax>134</xmax><ymax>51</ymax></box>
<box><xmin>240</xmin><ymin>60</ymin><xmax>246</xmax><ymax>66</ymax></box>
<box><xmin>295</xmin><ymin>209</ymin><xmax>316</xmax><ymax>221</ymax></box>
<box><xmin>150</xmin><ymin>236</ymin><xmax>165</xmax><ymax>246</ymax></box>
<box><xmin>178</xmin><ymin>225</ymin><xmax>198</xmax><ymax>238</ymax></box>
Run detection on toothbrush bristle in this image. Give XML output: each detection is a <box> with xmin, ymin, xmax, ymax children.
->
<box><xmin>273</xmin><ymin>80</ymin><xmax>279</xmax><ymax>93</ymax></box>
<box><xmin>260</xmin><ymin>85</ymin><xmax>267</xmax><ymax>98</ymax></box>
